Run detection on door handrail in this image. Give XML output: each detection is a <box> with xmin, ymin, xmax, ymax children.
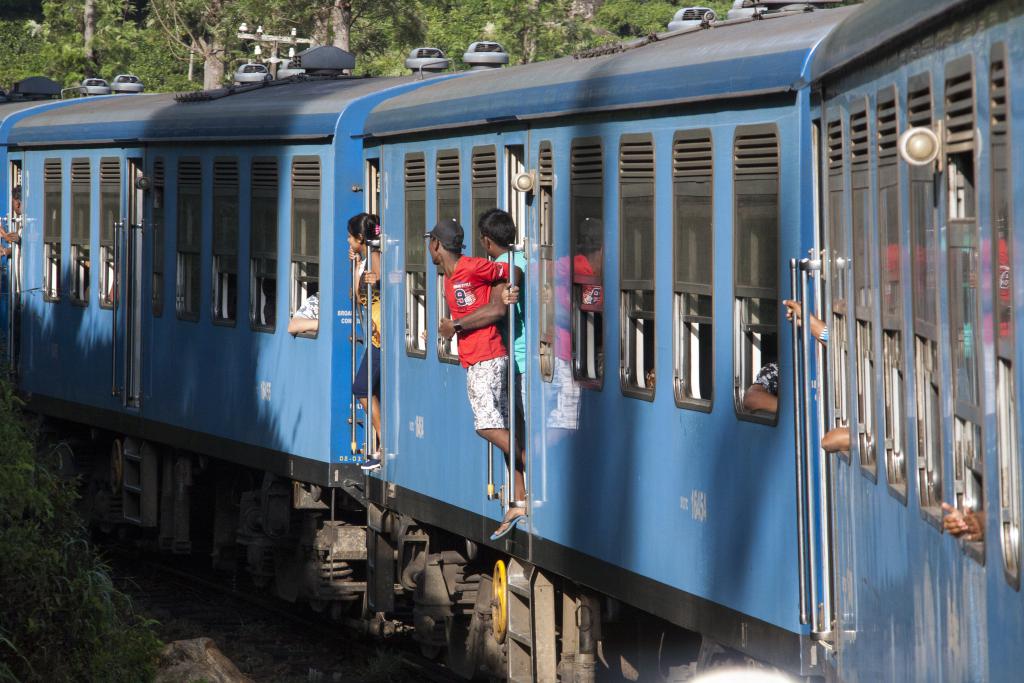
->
<box><xmin>789</xmin><ymin>259</ymin><xmax>809</xmax><ymax>626</ymax></box>
<box><xmin>111</xmin><ymin>219</ymin><xmax>123</xmax><ymax>396</ymax></box>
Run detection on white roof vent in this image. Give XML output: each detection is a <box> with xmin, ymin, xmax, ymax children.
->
<box><xmin>405</xmin><ymin>47</ymin><xmax>450</xmax><ymax>75</ymax></box>
<box><xmin>668</xmin><ymin>7</ymin><xmax>716</xmax><ymax>31</ymax></box>
<box><xmin>463</xmin><ymin>42</ymin><xmax>509</xmax><ymax>70</ymax></box>
<box><xmin>111</xmin><ymin>74</ymin><xmax>144</xmax><ymax>94</ymax></box>
<box><xmin>291</xmin><ymin>46</ymin><xmax>355</xmax><ymax>75</ymax></box>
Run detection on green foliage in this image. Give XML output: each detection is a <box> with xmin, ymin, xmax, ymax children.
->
<box><xmin>0</xmin><ymin>381</ymin><xmax>162</xmax><ymax>682</ymax></box>
<box><xmin>1</xmin><ymin>1</ymin><xmax>860</xmax><ymax>90</ymax></box>
<box><xmin>595</xmin><ymin>0</ymin><xmax>677</xmax><ymax>38</ymax></box>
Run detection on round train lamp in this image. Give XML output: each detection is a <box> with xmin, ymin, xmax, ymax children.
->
<box><xmin>898</xmin><ymin>126</ymin><xmax>940</xmax><ymax>166</ymax></box>
<box><xmin>512</xmin><ymin>170</ymin><xmax>535</xmax><ymax>194</ymax></box>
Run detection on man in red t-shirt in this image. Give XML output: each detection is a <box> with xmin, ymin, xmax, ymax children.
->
<box><xmin>427</xmin><ymin>219</ymin><xmax>526</xmax><ymax>540</ymax></box>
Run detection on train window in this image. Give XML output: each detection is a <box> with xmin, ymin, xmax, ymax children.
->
<box><xmin>471</xmin><ymin>146</ymin><xmax>496</xmax><ymax>257</ymax></box>
<box><xmin>945</xmin><ymin>56</ymin><xmax>983</xmax><ymax>562</ymax></box>
<box><xmin>672</xmin><ymin>129</ymin><xmax>713</xmax><ymax>410</ymax></box>
<box><xmin>250</xmin><ymin>158</ymin><xmax>278</xmax><ymax>332</ymax></box>
<box><xmin>42</xmin><ymin>159</ymin><xmax>62</xmax><ymax>302</ymax></box>
<box><xmin>826</xmin><ymin>117</ymin><xmax>851</xmax><ymax>453</ymax></box>
<box><xmin>907</xmin><ymin>73</ymin><xmax>943</xmax><ymax>520</ymax></box>
<box><xmin>733</xmin><ymin>125</ymin><xmax>779</xmax><ymax>422</ymax></box>
<box><xmin>506</xmin><ymin>144</ymin><xmax>527</xmax><ymax>235</ymax></box>
<box><xmin>176</xmin><ymin>158</ymin><xmax>201</xmax><ymax>321</ymax></box>
<box><xmin>849</xmin><ymin>102</ymin><xmax>877</xmax><ymax>475</ymax></box>
<box><xmin>365</xmin><ymin>158</ymin><xmax>381</xmax><ymax>216</ymax></box>
<box><xmin>70</xmin><ymin>159</ymin><xmax>90</xmax><ymax>305</ymax></box>
<box><xmin>405</xmin><ymin>153</ymin><xmax>427</xmax><ymax>357</ymax></box>
<box><xmin>570</xmin><ymin>137</ymin><xmax>604</xmax><ymax>387</ymax></box>
<box><xmin>537</xmin><ymin>142</ymin><xmax>555</xmax><ymax>383</ymax></box>
<box><xmin>991</xmin><ymin>44</ymin><xmax>1020</xmax><ymax>589</ymax></box>
<box><xmin>99</xmin><ymin>158</ymin><xmax>119</xmax><ymax>309</ymax></box>
<box><xmin>877</xmin><ymin>87</ymin><xmax>906</xmax><ymax>498</ymax></box>
<box><xmin>619</xmin><ymin>134</ymin><xmax>655</xmax><ymax>400</ymax></box>
<box><xmin>152</xmin><ymin>159</ymin><xmax>165</xmax><ymax>316</ymax></box>
<box><xmin>212</xmin><ymin>158</ymin><xmax>239</xmax><ymax>324</ymax></box>
<box><xmin>290</xmin><ymin>156</ymin><xmax>320</xmax><ymax>336</ymax></box>
<box><xmin>436</xmin><ymin>150</ymin><xmax>461</xmax><ymax>363</ymax></box>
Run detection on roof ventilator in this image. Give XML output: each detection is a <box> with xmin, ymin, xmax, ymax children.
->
<box><xmin>668</xmin><ymin>7</ymin><xmax>716</xmax><ymax>32</ymax></box>
<box><xmin>463</xmin><ymin>42</ymin><xmax>509</xmax><ymax>71</ymax></box>
<box><xmin>289</xmin><ymin>46</ymin><xmax>355</xmax><ymax>76</ymax></box>
<box><xmin>405</xmin><ymin>47</ymin><xmax>450</xmax><ymax>78</ymax></box>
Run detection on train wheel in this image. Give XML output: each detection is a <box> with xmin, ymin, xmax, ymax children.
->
<box><xmin>491</xmin><ymin>560</ymin><xmax>507</xmax><ymax>645</ymax></box>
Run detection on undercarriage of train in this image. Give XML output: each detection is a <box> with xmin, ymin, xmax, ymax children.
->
<box><xmin>54</xmin><ymin>424</ymin><xmax>752</xmax><ymax>682</ymax></box>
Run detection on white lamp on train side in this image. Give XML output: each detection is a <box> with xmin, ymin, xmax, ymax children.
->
<box><xmin>511</xmin><ymin>170</ymin><xmax>535</xmax><ymax>194</ymax></box>
<box><xmin>898</xmin><ymin>126</ymin><xmax>940</xmax><ymax>166</ymax></box>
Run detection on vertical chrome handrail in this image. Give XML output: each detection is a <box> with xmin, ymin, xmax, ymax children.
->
<box><xmin>365</xmin><ymin>238</ymin><xmax>380</xmax><ymax>465</ymax></box>
<box><xmin>350</xmin><ymin>256</ymin><xmax>359</xmax><ymax>456</ymax></box>
<box><xmin>9</xmin><ymin>223</ymin><xmax>20</xmax><ymax>374</ymax></box>
<box><xmin>122</xmin><ymin>222</ymin><xmax>134</xmax><ymax>406</ymax></box>
<box><xmin>505</xmin><ymin>245</ymin><xmax>522</xmax><ymax>512</ymax></box>
<box><xmin>789</xmin><ymin>259</ymin><xmax>809</xmax><ymax>625</ymax></box>
<box><xmin>801</xmin><ymin>257</ymin><xmax>832</xmax><ymax>638</ymax></box>
<box><xmin>111</xmin><ymin>219</ymin><xmax>122</xmax><ymax>396</ymax></box>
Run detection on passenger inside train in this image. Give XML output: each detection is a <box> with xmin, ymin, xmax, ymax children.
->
<box><xmin>429</xmin><ymin>218</ymin><xmax>525</xmax><ymax>540</ymax></box>
<box><xmin>347</xmin><ymin>213</ymin><xmax>383</xmax><ymax>471</ymax></box>
<box><xmin>287</xmin><ymin>284</ymin><xmax>319</xmax><ymax>335</ymax></box>
<box><xmin>1</xmin><ymin>185</ymin><xmax>21</xmax><ymax>257</ymax></box>
<box><xmin>942</xmin><ymin>503</ymin><xmax>984</xmax><ymax>542</ymax></box>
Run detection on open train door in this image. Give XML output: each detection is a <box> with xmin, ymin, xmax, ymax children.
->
<box><xmin>4</xmin><ymin>159</ymin><xmax>24</xmax><ymax>375</ymax></box>
<box><xmin>787</xmin><ymin>118</ymin><xmax>838</xmax><ymax>650</ymax></box>
<box><xmin>112</xmin><ymin>156</ymin><xmax>144</xmax><ymax>408</ymax></box>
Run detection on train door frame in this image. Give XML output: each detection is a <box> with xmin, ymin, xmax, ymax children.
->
<box><xmin>810</xmin><ymin>113</ymin><xmax>840</xmax><ymax>647</ymax></box>
<box><xmin>5</xmin><ymin>157</ymin><xmax>24</xmax><ymax>374</ymax></box>
<box><xmin>112</xmin><ymin>154</ymin><xmax>145</xmax><ymax>408</ymax></box>
<box><xmin>502</xmin><ymin>134</ymin><xmax>535</xmax><ymax>556</ymax></box>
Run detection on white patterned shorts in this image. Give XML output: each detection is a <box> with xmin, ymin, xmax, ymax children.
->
<box><xmin>466</xmin><ymin>356</ymin><xmax>509</xmax><ymax>431</ymax></box>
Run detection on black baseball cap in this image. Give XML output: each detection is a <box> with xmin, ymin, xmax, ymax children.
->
<box><xmin>425</xmin><ymin>218</ymin><xmax>464</xmax><ymax>252</ymax></box>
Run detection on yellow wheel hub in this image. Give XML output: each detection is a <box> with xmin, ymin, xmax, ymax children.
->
<box><xmin>492</xmin><ymin>559</ymin><xmax>508</xmax><ymax>644</ymax></box>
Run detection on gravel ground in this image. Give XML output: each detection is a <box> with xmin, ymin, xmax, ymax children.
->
<box><xmin>109</xmin><ymin>553</ymin><xmax>457</xmax><ymax>683</ymax></box>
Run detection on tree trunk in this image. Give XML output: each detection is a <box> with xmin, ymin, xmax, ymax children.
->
<box><xmin>201</xmin><ymin>39</ymin><xmax>224</xmax><ymax>90</ymax></box>
<box><xmin>331</xmin><ymin>1</ymin><xmax>352</xmax><ymax>52</ymax></box>
<box><xmin>83</xmin><ymin>0</ymin><xmax>97</xmax><ymax>76</ymax></box>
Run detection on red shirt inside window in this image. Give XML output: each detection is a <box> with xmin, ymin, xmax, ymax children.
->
<box><xmin>445</xmin><ymin>256</ymin><xmax>510</xmax><ymax>368</ymax></box>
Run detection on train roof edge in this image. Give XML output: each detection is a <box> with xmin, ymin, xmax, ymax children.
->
<box><xmin>364</xmin><ymin>5</ymin><xmax>858</xmax><ymax>139</ymax></box>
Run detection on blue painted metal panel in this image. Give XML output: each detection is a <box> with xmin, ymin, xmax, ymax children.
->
<box><xmin>374</xmin><ymin>102</ymin><xmax>811</xmax><ymax>636</ymax></box>
<box><xmin>817</xmin><ymin>8</ymin><xmax>1024</xmax><ymax>682</ymax></box>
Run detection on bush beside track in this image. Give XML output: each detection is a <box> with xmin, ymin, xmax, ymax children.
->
<box><xmin>0</xmin><ymin>380</ymin><xmax>162</xmax><ymax>682</ymax></box>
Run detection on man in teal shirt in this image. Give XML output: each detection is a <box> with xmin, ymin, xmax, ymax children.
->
<box><xmin>439</xmin><ymin>208</ymin><xmax>526</xmax><ymax>539</ymax></box>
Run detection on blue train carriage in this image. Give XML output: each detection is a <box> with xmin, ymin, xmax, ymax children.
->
<box><xmin>809</xmin><ymin>0</ymin><xmax>1024</xmax><ymax>680</ymax></box>
<box><xmin>0</xmin><ymin>82</ymin><xmax>84</xmax><ymax>363</ymax></box>
<box><xmin>362</xmin><ymin>6</ymin><xmax>856</xmax><ymax>679</ymax></box>
<box><xmin>5</xmin><ymin>60</ymin><xmax>447</xmax><ymax>599</ymax></box>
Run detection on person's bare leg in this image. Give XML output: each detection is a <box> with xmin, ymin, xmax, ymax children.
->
<box><xmin>478</xmin><ymin>428</ymin><xmax>528</xmax><ymax>535</ymax></box>
<box><xmin>358</xmin><ymin>397</ymin><xmax>383</xmax><ymax>454</ymax></box>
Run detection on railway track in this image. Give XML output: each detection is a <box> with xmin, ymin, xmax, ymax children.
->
<box><xmin>105</xmin><ymin>545</ymin><xmax>462</xmax><ymax>683</ymax></box>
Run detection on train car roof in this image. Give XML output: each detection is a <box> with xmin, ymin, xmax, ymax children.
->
<box><xmin>8</xmin><ymin>76</ymin><xmax>425</xmax><ymax>147</ymax></box>
<box><xmin>365</xmin><ymin>5</ymin><xmax>857</xmax><ymax>138</ymax></box>
<box><xmin>811</xmin><ymin>0</ymin><xmax>975</xmax><ymax>82</ymax></box>
<box><xmin>0</xmin><ymin>99</ymin><xmax>75</xmax><ymax>141</ymax></box>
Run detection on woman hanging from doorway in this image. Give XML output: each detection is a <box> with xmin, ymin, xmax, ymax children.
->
<box><xmin>348</xmin><ymin>213</ymin><xmax>384</xmax><ymax>472</ymax></box>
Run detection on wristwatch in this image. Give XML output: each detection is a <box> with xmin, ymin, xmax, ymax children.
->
<box><xmin>453</xmin><ymin>321</ymin><xmax>464</xmax><ymax>334</ymax></box>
